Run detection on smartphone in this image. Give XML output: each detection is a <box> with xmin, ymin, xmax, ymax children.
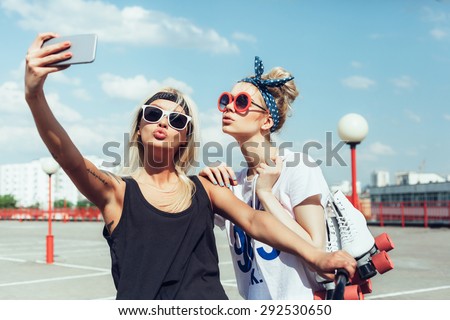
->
<box><xmin>42</xmin><ymin>34</ymin><xmax>98</xmax><ymax>66</ymax></box>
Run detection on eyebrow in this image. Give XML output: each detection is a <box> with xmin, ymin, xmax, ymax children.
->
<box><xmin>146</xmin><ymin>103</ymin><xmax>186</xmax><ymax>114</ymax></box>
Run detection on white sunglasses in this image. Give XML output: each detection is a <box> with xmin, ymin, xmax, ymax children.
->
<box><xmin>141</xmin><ymin>105</ymin><xmax>192</xmax><ymax>131</ymax></box>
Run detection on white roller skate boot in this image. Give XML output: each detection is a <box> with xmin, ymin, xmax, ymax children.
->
<box><xmin>314</xmin><ymin>200</ymin><xmax>341</xmax><ymax>300</ymax></box>
<box><xmin>333</xmin><ymin>190</ymin><xmax>394</xmax><ymax>281</ymax></box>
<box><xmin>314</xmin><ymin>204</ymin><xmax>362</xmax><ymax>300</ymax></box>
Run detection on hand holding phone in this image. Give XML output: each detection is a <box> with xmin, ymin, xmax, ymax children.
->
<box><xmin>41</xmin><ymin>34</ymin><xmax>98</xmax><ymax>66</ymax></box>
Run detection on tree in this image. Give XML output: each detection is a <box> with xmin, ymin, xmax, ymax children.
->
<box><xmin>76</xmin><ymin>199</ymin><xmax>95</xmax><ymax>208</ymax></box>
<box><xmin>54</xmin><ymin>199</ymin><xmax>74</xmax><ymax>208</ymax></box>
<box><xmin>26</xmin><ymin>202</ymin><xmax>40</xmax><ymax>209</ymax></box>
<box><xmin>0</xmin><ymin>194</ymin><xmax>17</xmax><ymax>208</ymax></box>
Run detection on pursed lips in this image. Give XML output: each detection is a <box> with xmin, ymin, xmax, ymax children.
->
<box><xmin>153</xmin><ymin>128</ymin><xmax>168</xmax><ymax>139</ymax></box>
<box><xmin>222</xmin><ymin>114</ymin><xmax>235</xmax><ymax>122</ymax></box>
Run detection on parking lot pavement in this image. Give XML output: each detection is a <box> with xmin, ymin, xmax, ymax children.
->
<box><xmin>0</xmin><ymin>220</ymin><xmax>449</xmax><ymax>300</ymax></box>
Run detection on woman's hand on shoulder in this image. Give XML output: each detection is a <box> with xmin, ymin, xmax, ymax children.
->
<box><xmin>198</xmin><ymin>163</ymin><xmax>237</xmax><ymax>187</ymax></box>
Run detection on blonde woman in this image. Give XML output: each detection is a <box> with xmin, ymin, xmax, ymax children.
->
<box><xmin>25</xmin><ymin>34</ymin><xmax>355</xmax><ymax>299</ymax></box>
<box><xmin>201</xmin><ymin>57</ymin><xmax>332</xmax><ymax>299</ymax></box>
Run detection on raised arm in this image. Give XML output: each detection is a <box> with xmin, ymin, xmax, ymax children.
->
<box><xmin>25</xmin><ymin>33</ymin><xmax>123</xmax><ymax>232</ymax></box>
<box><xmin>255</xmin><ymin>157</ymin><xmax>324</xmax><ymax>248</ymax></box>
<box><xmin>199</xmin><ymin>176</ymin><xmax>356</xmax><ymax>280</ymax></box>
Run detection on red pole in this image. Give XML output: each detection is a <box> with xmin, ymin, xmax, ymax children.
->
<box><xmin>401</xmin><ymin>201</ymin><xmax>405</xmax><ymax>228</ymax></box>
<box><xmin>350</xmin><ymin>144</ymin><xmax>358</xmax><ymax>208</ymax></box>
<box><xmin>63</xmin><ymin>199</ymin><xmax>67</xmax><ymax>223</ymax></box>
<box><xmin>379</xmin><ymin>202</ymin><xmax>384</xmax><ymax>227</ymax></box>
<box><xmin>448</xmin><ymin>201</ymin><xmax>450</xmax><ymax>225</ymax></box>
<box><xmin>423</xmin><ymin>201</ymin><xmax>428</xmax><ymax>228</ymax></box>
<box><xmin>46</xmin><ymin>174</ymin><xmax>54</xmax><ymax>264</ymax></box>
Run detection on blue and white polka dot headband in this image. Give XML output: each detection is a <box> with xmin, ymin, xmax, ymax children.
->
<box><xmin>240</xmin><ymin>56</ymin><xmax>294</xmax><ymax>132</ymax></box>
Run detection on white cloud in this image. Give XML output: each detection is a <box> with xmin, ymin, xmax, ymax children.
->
<box><xmin>350</xmin><ymin>61</ymin><xmax>363</xmax><ymax>69</ymax></box>
<box><xmin>49</xmin><ymin>72</ymin><xmax>82</xmax><ymax>86</ymax></box>
<box><xmin>369</xmin><ymin>33</ymin><xmax>384</xmax><ymax>40</ymax></box>
<box><xmin>391</xmin><ymin>75</ymin><xmax>417</xmax><ymax>90</ymax></box>
<box><xmin>198</xmin><ymin>110</ymin><xmax>234</xmax><ymax>147</ymax></box>
<box><xmin>404</xmin><ymin>109</ymin><xmax>421</xmax><ymax>123</ymax></box>
<box><xmin>430</xmin><ymin>28</ymin><xmax>448</xmax><ymax>40</ymax></box>
<box><xmin>197</xmin><ymin>110</ymin><xmax>238</xmax><ymax>167</ymax></box>
<box><xmin>421</xmin><ymin>7</ymin><xmax>448</xmax><ymax>23</ymax></box>
<box><xmin>341</xmin><ymin>76</ymin><xmax>376</xmax><ymax>89</ymax></box>
<box><xmin>0</xmin><ymin>125</ymin><xmax>44</xmax><ymax>159</ymax></box>
<box><xmin>99</xmin><ymin>73</ymin><xmax>193</xmax><ymax>100</ymax></box>
<box><xmin>10</xmin><ymin>61</ymin><xmax>26</xmax><ymax>80</ymax></box>
<box><xmin>160</xmin><ymin>78</ymin><xmax>194</xmax><ymax>96</ymax></box>
<box><xmin>368</xmin><ymin>142</ymin><xmax>395</xmax><ymax>156</ymax></box>
<box><xmin>232</xmin><ymin>32</ymin><xmax>257</xmax><ymax>43</ymax></box>
<box><xmin>0</xmin><ymin>79</ymin><xmax>82</xmax><ymax>123</ymax></box>
<box><xmin>2</xmin><ymin>0</ymin><xmax>238</xmax><ymax>54</ymax></box>
<box><xmin>0</xmin><ymin>75</ymin><xmax>127</xmax><ymax>163</ymax></box>
<box><xmin>72</xmin><ymin>88</ymin><xmax>91</xmax><ymax>101</ymax></box>
<box><xmin>444</xmin><ymin>114</ymin><xmax>450</xmax><ymax>121</ymax></box>
<box><xmin>0</xmin><ymin>81</ymin><xmax>24</xmax><ymax>114</ymax></box>
<box><xmin>41</xmin><ymin>93</ymin><xmax>83</xmax><ymax>123</ymax></box>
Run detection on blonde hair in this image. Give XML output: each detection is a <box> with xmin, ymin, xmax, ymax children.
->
<box><xmin>261</xmin><ymin>67</ymin><xmax>299</xmax><ymax>133</ymax></box>
<box><xmin>119</xmin><ymin>87</ymin><xmax>200</xmax><ymax>212</ymax></box>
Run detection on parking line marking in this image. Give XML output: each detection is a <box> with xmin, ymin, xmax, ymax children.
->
<box><xmin>0</xmin><ymin>272</ymin><xmax>110</xmax><ymax>287</ymax></box>
<box><xmin>366</xmin><ymin>285</ymin><xmax>450</xmax><ymax>299</ymax></box>
<box><xmin>35</xmin><ymin>260</ymin><xmax>110</xmax><ymax>272</ymax></box>
<box><xmin>0</xmin><ymin>257</ymin><xmax>27</xmax><ymax>263</ymax></box>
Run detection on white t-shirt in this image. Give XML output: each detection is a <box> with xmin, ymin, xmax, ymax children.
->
<box><xmin>215</xmin><ymin>150</ymin><xmax>330</xmax><ymax>299</ymax></box>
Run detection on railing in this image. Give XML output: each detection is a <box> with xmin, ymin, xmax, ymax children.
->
<box><xmin>0</xmin><ymin>208</ymin><xmax>103</xmax><ymax>222</ymax></box>
<box><xmin>2</xmin><ymin>201</ymin><xmax>450</xmax><ymax>227</ymax></box>
<box><xmin>370</xmin><ymin>200</ymin><xmax>450</xmax><ymax>227</ymax></box>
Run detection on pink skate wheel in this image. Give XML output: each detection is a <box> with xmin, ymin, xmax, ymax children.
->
<box><xmin>344</xmin><ymin>285</ymin><xmax>363</xmax><ymax>300</ymax></box>
<box><xmin>359</xmin><ymin>279</ymin><xmax>372</xmax><ymax>294</ymax></box>
<box><xmin>372</xmin><ymin>250</ymin><xmax>394</xmax><ymax>274</ymax></box>
<box><xmin>375</xmin><ymin>233</ymin><xmax>395</xmax><ymax>252</ymax></box>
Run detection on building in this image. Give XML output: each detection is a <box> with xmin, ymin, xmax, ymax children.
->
<box><xmin>0</xmin><ymin>156</ymin><xmax>116</xmax><ymax>209</ymax></box>
<box><xmin>395</xmin><ymin>172</ymin><xmax>445</xmax><ymax>185</ymax></box>
<box><xmin>367</xmin><ymin>171</ymin><xmax>449</xmax><ymax>203</ymax></box>
<box><xmin>371</xmin><ymin>171</ymin><xmax>390</xmax><ymax>187</ymax></box>
<box><xmin>330</xmin><ymin>180</ymin><xmax>361</xmax><ymax>195</ymax></box>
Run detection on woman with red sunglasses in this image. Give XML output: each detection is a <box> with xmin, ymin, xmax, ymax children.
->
<box><xmin>201</xmin><ymin>56</ymin><xmax>333</xmax><ymax>299</ymax></box>
<box><xmin>24</xmin><ymin>33</ymin><xmax>355</xmax><ymax>299</ymax></box>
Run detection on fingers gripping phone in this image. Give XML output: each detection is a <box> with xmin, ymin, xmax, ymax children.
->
<box><xmin>42</xmin><ymin>34</ymin><xmax>98</xmax><ymax>66</ymax></box>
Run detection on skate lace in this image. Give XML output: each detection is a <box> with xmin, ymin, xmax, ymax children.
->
<box><xmin>326</xmin><ymin>223</ymin><xmax>340</xmax><ymax>252</ymax></box>
<box><xmin>325</xmin><ymin>200</ymin><xmax>340</xmax><ymax>252</ymax></box>
<box><xmin>336</xmin><ymin>214</ymin><xmax>357</xmax><ymax>244</ymax></box>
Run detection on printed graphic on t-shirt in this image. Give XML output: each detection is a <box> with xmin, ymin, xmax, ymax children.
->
<box><xmin>233</xmin><ymin>224</ymin><xmax>280</xmax><ymax>286</ymax></box>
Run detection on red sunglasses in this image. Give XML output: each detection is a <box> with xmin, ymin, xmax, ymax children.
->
<box><xmin>217</xmin><ymin>92</ymin><xmax>267</xmax><ymax>113</ymax></box>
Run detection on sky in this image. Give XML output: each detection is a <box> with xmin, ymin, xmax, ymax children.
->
<box><xmin>0</xmin><ymin>0</ymin><xmax>449</xmax><ymax>187</ymax></box>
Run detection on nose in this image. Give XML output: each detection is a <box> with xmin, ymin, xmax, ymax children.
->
<box><xmin>158</xmin><ymin>114</ymin><xmax>169</xmax><ymax>128</ymax></box>
<box><xmin>224</xmin><ymin>99</ymin><xmax>235</xmax><ymax>113</ymax></box>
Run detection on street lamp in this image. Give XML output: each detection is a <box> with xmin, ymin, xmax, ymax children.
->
<box><xmin>337</xmin><ymin>113</ymin><xmax>369</xmax><ymax>209</ymax></box>
<box><xmin>40</xmin><ymin>157</ymin><xmax>60</xmax><ymax>264</ymax></box>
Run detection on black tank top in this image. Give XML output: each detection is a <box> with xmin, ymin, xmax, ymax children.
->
<box><xmin>103</xmin><ymin>176</ymin><xmax>228</xmax><ymax>300</ymax></box>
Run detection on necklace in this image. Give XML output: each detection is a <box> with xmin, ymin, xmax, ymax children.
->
<box><xmin>136</xmin><ymin>178</ymin><xmax>179</xmax><ymax>193</ymax></box>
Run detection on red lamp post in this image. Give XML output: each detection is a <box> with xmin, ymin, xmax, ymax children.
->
<box><xmin>337</xmin><ymin>113</ymin><xmax>369</xmax><ymax>208</ymax></box>
<box><xmin>40</xmin><ymin>158</ymin><xmax>60</xmax><ymax>264</ymax></box>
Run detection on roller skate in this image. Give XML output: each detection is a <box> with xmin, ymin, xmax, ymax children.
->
<box><xmin>314</xmin><ymin>206</ymin><xmax>363</xmax><ymax>300</ymax></box>
<box><xmin>332</xmin><ymin>190</ymin><xmax>395</xmax><ymax>285</ymax></box>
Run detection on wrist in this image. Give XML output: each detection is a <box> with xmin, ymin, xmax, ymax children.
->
<box><xmin>256</xmin><ymin>188</ymin><xmax>272</xmax><ymax>198</ymax></box>
<box><xmin>25</xmin><ymin>88</ymin><xmax>45</xmax><ymax>104</ymax></box>
<box><xmin>302</xmin><ymin>245</ymin><xmax>322</xmax><ymax>266</ymax></box>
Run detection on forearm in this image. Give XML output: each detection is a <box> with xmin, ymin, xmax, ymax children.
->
<box><xmin>246</xmin><ymin>210</ymin><xmax>321</xmax><ymax>266</ymax></box>
<box><xmin>257</xmin><ymin>190</ymin><xmax>316</xmax><ymax>245</ymax></box>
<box><xmin>26</xmin><ymin>91</ymin><xmax>83</xmax><ymax>170</ymax></box>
